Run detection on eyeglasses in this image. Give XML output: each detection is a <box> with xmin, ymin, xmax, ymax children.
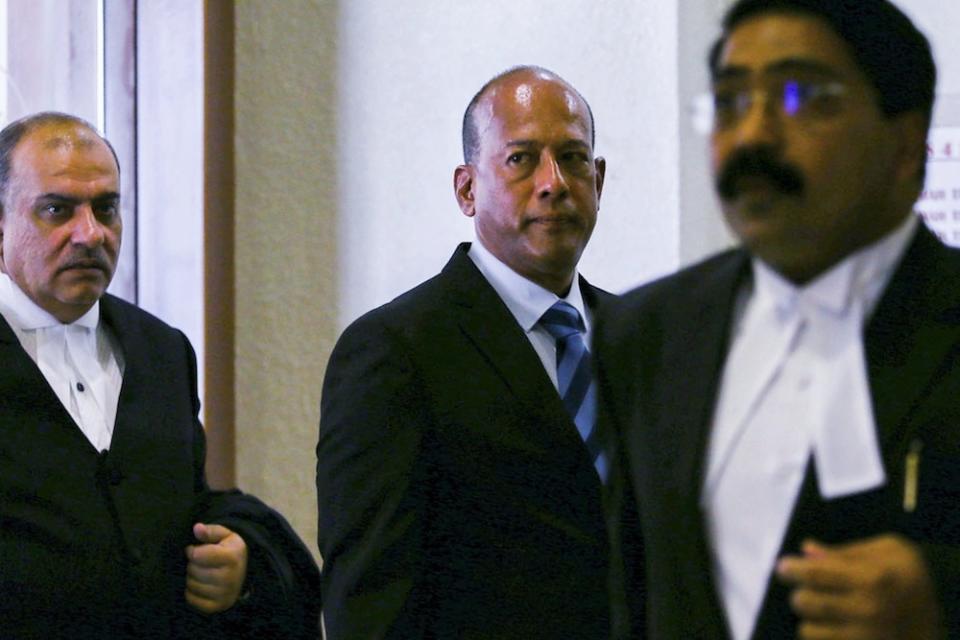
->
<box><xmin>691</xmin><ymin>78</ymin><xmax>850</xmax><ymax>134</ymax></box>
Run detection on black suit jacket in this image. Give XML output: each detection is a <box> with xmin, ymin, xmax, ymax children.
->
<box><xmin>317</xmin><ymin>243</ymin><xmax>613</xmax><ymax>639</ymax></box>
<box><xmin>0</xmin><ymin>293</ymin><xmax>319</xmax><ymax>639</ymax></box>
<box><xmin>594</xmin><ymin>224</ymin><xmax>960</xmax><ymax>639</ymax></box>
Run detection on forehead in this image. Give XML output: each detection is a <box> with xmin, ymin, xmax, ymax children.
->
<box><xmin>475</xmin><ymin>73</ymin><xmax>591</xmax><ymax>146</ymax></box>
<box><xmin>11</xmin><ymin>123</ymin><xmax>118</xmax><ymax>187</ymax></box>
<box><xmin>717</xmin><ymin>12</ymin><xmax>865</xmax><ymax>81</ymax></box>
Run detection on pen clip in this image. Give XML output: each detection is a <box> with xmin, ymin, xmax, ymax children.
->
<box><xmin>903</xmin><ymin>439</ymin><xmax>922</xmax><ymax>513</ymax></box>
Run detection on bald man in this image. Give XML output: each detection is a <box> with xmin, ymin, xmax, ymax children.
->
<box><xmin>317</xmin><ymin>66</ymin><xmax>614</xmax><ymax>639</ymax></box>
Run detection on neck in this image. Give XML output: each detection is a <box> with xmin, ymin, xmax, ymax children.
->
<box><xmin>771</xmin><ymin>211</ymin><xmax>913</xmax><ymax>286</ymax></box>
<box><xmin>533</xmin><ymin>271</ymin><xmax>575</xmax><ymax>297</ymax></box>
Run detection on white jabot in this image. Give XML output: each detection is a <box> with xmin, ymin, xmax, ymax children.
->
<box><xmin>467</xmin><ymin>238</ymin><xmax>592</xmax><ymax>390</ymax></box>
<box><xmin>703</xmin><ymin>215</ymin><xmax>917</xmax><ymax>640</ymax></box>
<box><xmin>0</xmin><ymin>273</ymin><xmax>124</xmax><ymax>451</ymax></box>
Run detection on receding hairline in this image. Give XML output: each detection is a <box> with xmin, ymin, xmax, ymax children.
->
<box><xmin>0</xmin><ymin>116</ymin><xmax>120</xmax><ymax>210</ymax></box>
<box><xmin>462</xmin><ymin>65</ymin><xmax>596</xmax><ymax>163</ymax></box>
<box><xmin>6</xmin><ymin>112</ymin><xmax>119</xmax><ymax>170</ymax></box>
<box><xmin>23</xmin><ymin>121</ymin><xmax>114</xmax><ymax>158</ymax></box>
<box><xmin>10</xmin><ymin>124</ymin><xmax>117</xmax><ymax>176</ymax></box>
<box><xmin>478</xmin><ymin>67</ymin><xmax>574</xmax><ymax>104</ymax></box>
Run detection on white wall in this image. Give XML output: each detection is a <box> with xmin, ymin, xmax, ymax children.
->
<box><xmin>137</xmin><ymin>2</ymin><xmax>205</xmax><ymax>394</ymax></box>
<box><xmin>335</xmin><ymin>1</ymin><xmax>683</xmax><ymax>325</ymax></box>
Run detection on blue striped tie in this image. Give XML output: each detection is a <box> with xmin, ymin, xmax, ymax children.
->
<box><xmin>539</xmin><ymin>301</ymin><xmax>609</xmax><ymax>481</ymax></box>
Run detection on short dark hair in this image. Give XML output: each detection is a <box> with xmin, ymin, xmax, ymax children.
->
<box><xmin>709</xmin><ymin>0</ymin><xmax>936</xmax><ymax>129</ymax></box>
<box><xmin>0</xmin><ymin>111</ymin><xmax>119</xmax><ymax>210</ymax></box>
<box><xmin>461</xmin><ymin>65</ymin><xmax>596</xmax><ymax>164</ymax></box>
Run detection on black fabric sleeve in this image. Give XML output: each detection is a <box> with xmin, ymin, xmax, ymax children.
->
<box><xmin>316</xmin><ymin>315</ymin><xmax>431</xmax><ymax>639</ymax></box>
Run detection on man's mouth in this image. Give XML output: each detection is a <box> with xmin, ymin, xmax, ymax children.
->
<box><xmin>59</xmin><ymin>259</ymin><xmax>109</xmax><ymax>274</ymax></box>
<box><xmin>730</xmin><ymin>176</ymin><xmax>782</xmax><ymax>196</ymax></box>
<box><xmin>527</xmin><ymin>213</ymin><xmax>580</xmax><ymax>228</ymax></box>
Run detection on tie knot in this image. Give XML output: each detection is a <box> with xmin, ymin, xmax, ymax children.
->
<box><xmin>539</xmin><ymin>301</ymin><xmax>584</xmax><ymax>340</ymax></box>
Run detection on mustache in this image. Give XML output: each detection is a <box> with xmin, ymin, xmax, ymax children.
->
<box><xmin>58</xmin><ymin>250</ymin><xmax>111</xmax><ymax>273</ymax></box>
<box><xmin>716</xmin><ymin>147</ymin><xmax>805</xmax><ymax>200</ymax></box>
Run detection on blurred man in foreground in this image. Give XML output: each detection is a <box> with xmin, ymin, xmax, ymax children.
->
<box><xmin>595</xmin><ymin>1</ymin><xmax>958</xmax><ymax>638</ymax></box>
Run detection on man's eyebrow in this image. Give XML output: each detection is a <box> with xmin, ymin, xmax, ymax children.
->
<box><xmin>764</xmin><ymin>58</ymin><xmax>842</xmax><ymax>78</ymax></box>
<box><xmin>34</xmin><ymin>191</ymin><xmax>120</xmax><ymax>204</ymax></box>
<box><xmin>711</xmin><ymin>66</ymin><xmax>750</xmax><ymax>82</ymax></box>
<box><xmin>504</xmin><ymin>139</ymin><xmax>590</xmax><ymax>149</ymax></box>
<box><xmin>713</xmin><ymin>58</ymin><xmax>842</xmax><ymax>82</ymax></box>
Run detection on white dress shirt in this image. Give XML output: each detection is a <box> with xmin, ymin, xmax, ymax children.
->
<box><xmin>468</xmin><ymin>238</ymin><xmax>592</xmax><ymax>390</ymax></box>
<box><xmin>0</xmin><ymin>273</ymin><xmax>124</xmax><ymax>452</ymax></box>
<box><xmin>703</xmin><ymin>215</ymin><xmax>918</xmax><ymax>640</ymax></box>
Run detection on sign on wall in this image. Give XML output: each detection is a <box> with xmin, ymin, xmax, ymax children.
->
<box><xmin>916</xmin><ymin>96</ymin><xmax>960</xmax><ymax>246</ymax></box>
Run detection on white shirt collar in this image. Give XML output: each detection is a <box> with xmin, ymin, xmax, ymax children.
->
<box><xmin>467</xmin><ymin>237</ymin><xmax>590</xmax><ymax>333</ymax></box>
<box><xmin>0</xmin><ymin>272</ymin><xmax>100</xmax><ymax>331</ymax></box>
<box><xmin>751</xmin><ymin>213</ymin><xmax>918</xmax><ymax>323</ymax></box>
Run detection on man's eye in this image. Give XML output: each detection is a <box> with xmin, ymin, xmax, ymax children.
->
<box><xmin>42</xmin><ymin>204</ymin><xmax>68</xmax><ymax>218</ymax></box>
<box><xmin>507</xmin><ymin>152</ymin><xmax>530</xmax><ymax>165</ymax></box>
<box><xmin>782</xmin><ymin>81</ymin><xmax>814</xmax><ymax>115</ymax></box>
<box><xmin>562</xmin><ymin>151</ymin><xmax>589</xmax><ymax>163</ymax></box>
<box><xmin>95</xmin><ymin>202</ymin><xmax>119</xmax><ymax>219</ymax></box>
<box><xmin>712</xmin><ymin>88</ymin><xmax>748</xmax><ymax>120</ymax></box>
<box><xmin>782</xmin><ymin>80</ymin><xmax>845</xmax><ymax>117</ymax></box>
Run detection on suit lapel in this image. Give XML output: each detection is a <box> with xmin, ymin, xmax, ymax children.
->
<box><xmin>0</xmin><ymin>313</ymin><xmax>98</xmax><ymax>451</ymax></box>
<box><xmin>99</xmin><ymin>296</ymin><xmax>152</xmax><ymax>459</ymax></box>
<box><xmin>668</xmin><ymin>251</ymin><xmax>750</xmax><ymax>504</ymax></box>
<box><xmin>655</xmin><ymin>250</ymin><xmax>750</xmax><ymax>636</ymax></box>
<box><xmin>0</xmin><ymin>314</ymin><xmax>64</xmax><ymax>414</ymax></box>
<box><xmin>440</xmin><ymin>244</ymin><xmax>596</xmax><ymax>454</ymax></box>
<box><xmin>865</xmin><ymin>225</ymin><xmax>960</xmax><ymax>453</ymax></box>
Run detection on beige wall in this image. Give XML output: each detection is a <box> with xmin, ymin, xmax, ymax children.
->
<box><xmin>234</xmin><ymin>0</ymin><xmax>338</xmax><ymax>555</ymax></box>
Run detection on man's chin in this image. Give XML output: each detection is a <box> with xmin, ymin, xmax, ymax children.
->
<box><xmin>57</xmin><ymin>284</ymin><xmax>109</xmax><ymax>308</ymax></box>
<box><xmin>722</xmin><ymin>194</ymin><xmax>805</xmax><ymax>241</ymax></box>
<box><xmin>38</xmin><ymin>292</ymin><xmax>103</xmax><ymax>324</ymax></box>
<box><xmin>725</xmin><ymin>214</ymin><xmax>792</xmax><ymax>256</ymax></box>
<box><xmin>57</xmin><ymin>268</ymin><xmax>113</xmax><ymax>291</ymax></box>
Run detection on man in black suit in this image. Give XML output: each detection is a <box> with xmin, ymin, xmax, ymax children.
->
<box><xmin>595</xmin><ymin>1</ymin><xmax>958</xmax><ymax>638</ymax></box>
<box><xmin>0</xmin><ymin>112</ymin><xmax>319</xmax><ymax>638</ymax></box>
<box><xmin>317</xmin><ymin>66</ymin><xmax>612</xmax><ymax>638</ymax></box>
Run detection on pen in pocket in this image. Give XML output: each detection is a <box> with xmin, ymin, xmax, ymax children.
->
<box><xmin>903</xmin><ymin>439</ymin><xmax>922</xmax><ymax>513</ymax></box>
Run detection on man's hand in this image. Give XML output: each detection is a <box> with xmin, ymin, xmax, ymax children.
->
<box><xmin>776</xmin><ymin>535</ymin><xmax>943</xmax><ymax>640</ymax></box>
<box><xmin>184</xmin><ymin>522</ymin><xmax>249</xmax><ymax>614</ymax></box>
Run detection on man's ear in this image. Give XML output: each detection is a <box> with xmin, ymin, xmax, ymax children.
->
<box><xmin>893</xmin><ymin>111</ymin><xmax>929</xmax><ymax>184</ymax></box>
<box><xmin>594</xmin><ymin>156</ymin><xmax>606</xmax><ymax>202</ymax></box>
<box><xmin>454</xmin><ymin>165</ymin><xmax>476</xmax><ymax>217</ymax></box>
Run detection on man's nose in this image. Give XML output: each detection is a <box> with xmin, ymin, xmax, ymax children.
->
<box><xmin>535</xmin><ymin>152</ymin><xmax>569</xmax><ymax>199</ymax></box>
<box><xmin>730</xmin><ymin>90</ymin><xmax>784</xmax><ymax>151</ymax></box>
<box><xmin>70</xmin><ymin>205</ymin><xmax>106</xmax><ymax>247</ymax></box>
